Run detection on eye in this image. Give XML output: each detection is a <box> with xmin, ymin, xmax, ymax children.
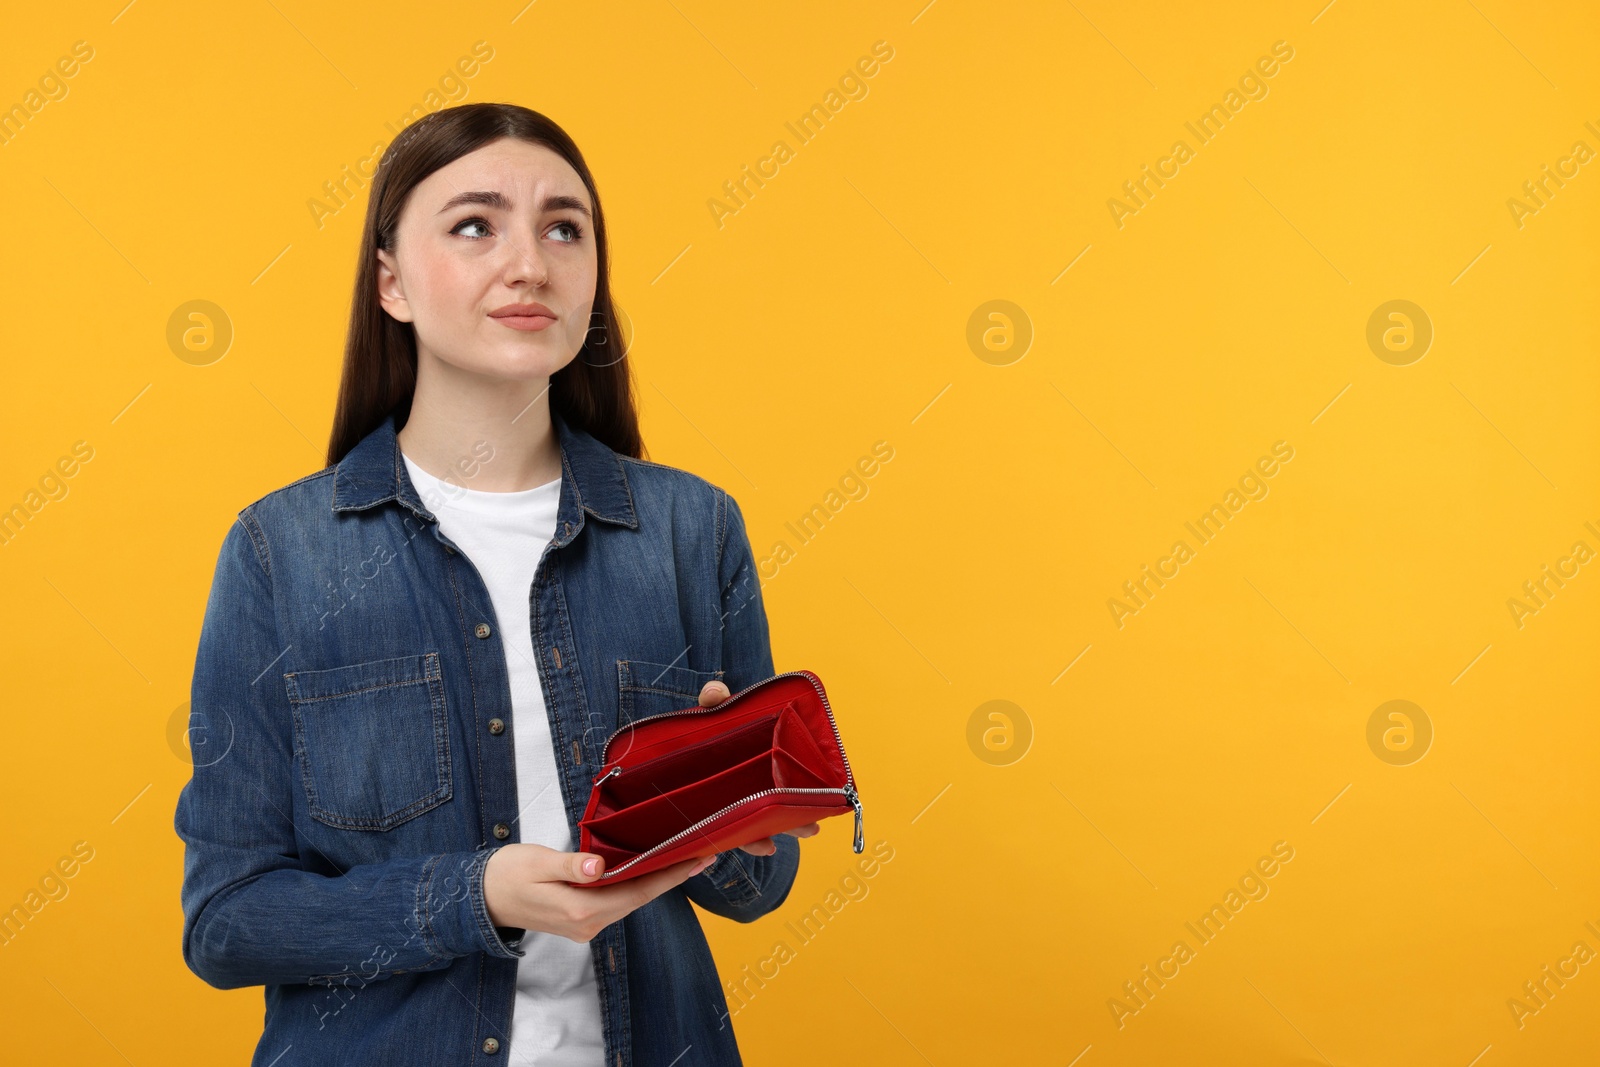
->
<box><xmin>451</xmin><ymin>216</ymin><xmax>492</xmax><ymax>239</ymax></box>
<box><xmin>549</xmin><ymin>219</ymin><xmax>584</xmax><ymax>243</ymax></box>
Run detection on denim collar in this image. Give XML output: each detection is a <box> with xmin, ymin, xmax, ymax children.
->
<box><xmin>332</xmin><ymin>408</ymin><xmax>639</xmax><ymax>543</ymax></box>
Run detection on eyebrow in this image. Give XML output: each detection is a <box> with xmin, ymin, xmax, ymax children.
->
<box><xmin>435</xmin><ymin>190</ymin><xmax>592</xmax><ymax>219</ymax></box>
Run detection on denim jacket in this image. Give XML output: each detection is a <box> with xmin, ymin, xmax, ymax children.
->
<box><xmin>174</xmin><ymin>408</ymin><xmax>801</xmax><ymax>1066</ymax></box>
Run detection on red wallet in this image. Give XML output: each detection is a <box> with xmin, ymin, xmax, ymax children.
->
<box><xmin>568</xmin><ymin>669</ymin><xmax>863</xmax><ymax>887</ymax></box>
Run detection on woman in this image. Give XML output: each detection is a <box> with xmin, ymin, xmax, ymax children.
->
<box><xmin>175</xmin><ymin>102</ymin><xmax>815</xmax><ymax>1067</ymax></box>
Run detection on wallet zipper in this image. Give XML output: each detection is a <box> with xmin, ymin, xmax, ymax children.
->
<box><xmin>595</xmin><ymin>782</ymin><xmax>863</xmax><ymax>881</ymax></box>
<box><xmin>593</xmin><ymin>671</ymin><xmax>864</xmax><ymax>875</ymax></box>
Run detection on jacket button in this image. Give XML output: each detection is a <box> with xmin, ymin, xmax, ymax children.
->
<box><xmin>482</xmin><ymin>1037</ymin><xmax>500</xmax><ymax>1054</ymax></box>
<box><xmin>493</xmin><ymin>822</ymin><xmax>510</xmax><ymax>840</ymax></box>
<box><xmin>488</xmin><ymin>718</ymin><xmax>505</xmax><ymax>735</ymax></box>
<box><xmin>475</xmin><ymin>622</ymin><xmax>492</xmax><ymax>639</ymax></box>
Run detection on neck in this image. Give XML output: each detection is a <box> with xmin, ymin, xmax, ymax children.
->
<box><xmin>397</xmin><ymin>352</ymin><xmax>562</xmax><ymax>493</ymax></box>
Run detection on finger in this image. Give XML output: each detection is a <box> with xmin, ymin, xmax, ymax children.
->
<box><xmin>568</xmin><ymin>852</ymin><xmax>606</xmax><ymax>881</ymax></box>
<box><xmin>527</xmin><ymin>844</ymin><xmax>605</xmax><ymax>884</ymax></box>
<box><xmin>626</xmin><ymin>854</ymin><xmax>718</xmax><ymax>903</ymax></box>
<box><xmin>738</xmin><ymin>837</ymin><xmax>778</xmax><ymax>856</ymax></box>
<box><xmin>698</xmin><ymin>680</ymin><xmax>731</xmax><ymax>706</ymax></box>
<box><xmin>783</xmin><ymin>822</ymin><xmax>822</xmax><ymax>838</ymax></box>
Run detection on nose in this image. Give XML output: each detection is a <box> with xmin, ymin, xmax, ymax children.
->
<box><xmin>504</xmin><ymin>227</ymin><xmax>549</xmax><ymax>287</ymax></box>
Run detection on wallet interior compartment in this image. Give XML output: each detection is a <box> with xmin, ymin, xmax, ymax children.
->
<box><xmin>583</xmin><ymin>824</ymin><xmax>636</xmax><ymax>867</ymax></box>
<box><xmin>612</xmin><ymin>697</ymin><xmax>804</xmax><ymax>770</ymax></box>
<box><xmin>598</xmin><ymin>711</ymin><xmax>783</xmax><ymax>812</ymax></box>
<box><xmin>773</xmin><ymin>704</ymin><xmax>834</xmax><ymax>777</ymax></box>
<box><xmin>772</xmin><ymin>743</ymin><xmax>833</xmax><ymax>788</ymax></box>
<box><xmin>584</xmin><ymin>749</ymin><xmax>778</xmax><ymax>851</ymax></box>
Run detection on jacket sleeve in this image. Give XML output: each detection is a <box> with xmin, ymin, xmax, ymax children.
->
<box><xmin>681</xmin><ymin>489</ymin><xmax>801</xmax><ymax>922</ymax></box>
<box><xmin>174</xmin><ymin>514</ymin><xmax>525</xmax><ymax>991</ymax></box>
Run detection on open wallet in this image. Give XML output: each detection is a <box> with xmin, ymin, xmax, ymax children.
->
<box><xmin>568</xmin><ymin>669</ymin><xmax>863</xmax><ymax>887</ymax></box>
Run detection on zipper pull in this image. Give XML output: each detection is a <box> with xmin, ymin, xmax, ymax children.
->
<box><xmin>595</xmin><ymin>764</ymin><xmax>623</xmax><ymax>785</ymax></box>
<box><xmin>844</xmin><ymin>782</ymin><xmax>864</xmax><ymax>853</ymax></box>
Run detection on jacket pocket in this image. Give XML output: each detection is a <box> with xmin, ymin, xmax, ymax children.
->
<box><xmin>616</xmin><ymin>658</ymin><xmax>725</xmax><ymax>724</ymax></box>
<box><xmin>284</xmin><ymin>652</ymin><xmax>453</xmax><ymax>831</ymax></box>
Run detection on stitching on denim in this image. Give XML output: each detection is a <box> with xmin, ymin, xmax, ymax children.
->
<box><xmin>284</xmin><ymin>676</ymin><xmax>432</xmax><ymax>703</ymax></box>
<box><xmin>392</xmin><ymin>436</ymin><xmax>431</xmax><ymax>522</ymax></box>
<box><xmin>441</xmin><ymin>549</ymin><xmax>499</xmax><ymax>860</ymax></box>
<box><xmin>287</xmin><ymin>702</ymin><xmax>323</xmax><ymax>816</ymax></box>
<box><xmin>463</xmin><ymin>850</ymin><xmax>487</xmax><ymax>951</ymax></box>
<box><xmin>548</xmin><ymin>559</ymin><xmax>597</xmax><ymax>772</ymax></box>
<box><xmin>237</xmin><ymin>510</ymin><xmax>273</xmax><ymax>581</ymax></box>
<box><xmin>573</xmin><ymin>446</ymin><xmax>642</xmax><ymax>528</ymax></box>
<box><xmin>286</xmin><ymin>650</ymin><xmax>451</xmax><ymax>831</ymax></box>
<box><xmin>241</xmin><ymin>466</ymin><xmax>335</xmax><ymax>517</ymax></box>
<box><xmin>615</xmin><ymin>449</ymin><xmax>639</xmax><ymax>527</ymax></box>
<box><xmin>707</xmin><ymin>850</ymin><xmax>760</xmax><ymax>904</ymax></box>
<box><xmin>272</xmin><ymin>466</ymin><xmax>335</xmax><ymax>497</ymax></box>
<box><xmin>416</xmin><ymin>851</ymin><xmax>441</xmax><ymax>959</ymax></box>
<box><xmin>622</xmin><ymin>685</ymin><xmax>704</xmax><ymax>700</ymax></box>
<box><xmin>621</xmin><ymin>454</ymin><xmax>719</xmax><ymax>494</ymax></box>
<box><xmin>425</xmin><ymin>652</ymin><xmax>453</xmax><ymax>817</ymax></box>
<box><xmin>305</xmin><ymin>784</ymin><xmax>451</xmax><ymax>832</ymax></box>
<box><xmin>619</xmin><ymin>660</ymin><xmax>724</xmax><ymax>697</ymax></box>
<box><xmin>282</xmin><ymin>653</ymin><xmax>441</xmax><ymax>700</ymax></box>
<box><xmin>473</xmin><ymin>940</ymin><xmax>490</xmax><ymax>1046</ymax></box>
<box><xmin>419</xmin><ymin>852</ymin><xmax>445</xmax><ymax>958</ymax></box>
<box><xmin>536</xmin><ymin>554</ymin><xmax>578</xmax><ymax>779</ymax></box>
<box><xmin>469</xmin><ymin>849</ymin><xmax>519</xmax><ymax>959</ymax></box>
<box><xmin>714</xmin><ymin>488</ymin><xmax>730</xmax><ymax>593</ymax></box>
<box><xmin>615</xmin><ymin>659</ymin><xmax>631</xmax><ymax>723</ymax></box>
<box><xmin>328</xmin><ymin>438</ymin><xmax>423</xmax><ymax>515</ymax></box>
<box><xmin>414</xmin><ymin>852</ymin><xmax>436</xmax><ymax>957</ymax></box>
<box><xmin>560</xmin><ymin>448</ymin><xmax>586</xmax><ymax>534</ymax></box>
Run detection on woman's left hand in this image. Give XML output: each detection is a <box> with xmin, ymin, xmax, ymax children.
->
<box><xmin>695</xmin><ymin>680</ymin><xmax>823</xmax><ymax>858</ymax></box>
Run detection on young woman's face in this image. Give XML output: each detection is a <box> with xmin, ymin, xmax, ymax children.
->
<box><xmin>375</xmin><ymin>137</ymin><xmax>598</xmax><ymax>384</ymax></box>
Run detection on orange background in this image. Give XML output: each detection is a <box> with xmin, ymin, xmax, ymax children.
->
<box><xmin>2</xmin><ymin>2</ymin><xmax>1597</xmax><ymax>1064</ymax></box>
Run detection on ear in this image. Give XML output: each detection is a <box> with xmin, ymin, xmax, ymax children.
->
<box><xmin>375</xmin><ymin>248</ymin><xmax>414</xmax><ymax>323</ymax></box>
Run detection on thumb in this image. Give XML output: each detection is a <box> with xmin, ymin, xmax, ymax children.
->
<box><xmin>568</xmin><ymin>852</ymin><xmax>606</xmax><ymax>882</ymax></box>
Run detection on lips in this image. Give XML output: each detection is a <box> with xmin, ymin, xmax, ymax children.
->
<box><xmin>489</xmin><ymin>302</ymin><xmax>556</xmax><ymax>319</ymax></box>
<box><xmin>489</xmin><ymin>302</ymin><xmax>557</xmax><ymax>332</ymax></box>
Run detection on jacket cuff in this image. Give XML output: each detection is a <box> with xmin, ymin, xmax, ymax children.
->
<box><xmin>702</xmin><ymin>849</ymin><xmax>763</xmax><ymax>907</ymax></box>
<box><xmin>418</xmin><ymin>849</ymin><xmax>525</xmax><ymax>960</ymax></box>
<box><xmin>703</xmin><ymin>834</ymin><xmax>801</xmax><ymax>915</ymax></box>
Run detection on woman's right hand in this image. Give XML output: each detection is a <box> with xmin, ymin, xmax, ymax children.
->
<box><xmin>483</xmin><ymin>843</ymin><xmax>715</xmax><ymax>943</ymax></box>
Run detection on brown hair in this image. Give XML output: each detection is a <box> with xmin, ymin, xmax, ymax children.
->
<box><xmin>325</xmin><ymin>102</ymin><xmax>644</xmax><ymax>466</ymax></box>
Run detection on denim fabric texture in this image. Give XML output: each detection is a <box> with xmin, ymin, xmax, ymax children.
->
<box><xmin>174</xmin><ymin>408</ymin><xmax>801</xmax><ymax>1066</ymax></box>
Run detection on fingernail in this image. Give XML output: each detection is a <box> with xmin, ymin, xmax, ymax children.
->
<box><xmin>583</xmin><ymin>857</ymin><xmax>600</xmax><ymax>875</ymax></box>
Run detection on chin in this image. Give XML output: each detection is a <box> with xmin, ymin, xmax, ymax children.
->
<box><xmin>484</xmin><ymin>357</ymin><xmax>569</xmax><ymax>382</ymax></box>
<box><xmin>460</xmin><ymin>344</ymin><xmax>574</xmax><ymax>380</ymax></box>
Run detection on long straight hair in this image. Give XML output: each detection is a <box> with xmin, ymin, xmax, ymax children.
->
<box><xmin>325</xmin><ymin>103</ymin><xmax>644</xmax><ymax>466</ymax></box>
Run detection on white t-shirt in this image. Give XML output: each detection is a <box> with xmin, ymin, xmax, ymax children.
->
<box><xmin>402</xmin><ymin>451</ymin><xmax>605</xmax><ymax>1067</ymax></box>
